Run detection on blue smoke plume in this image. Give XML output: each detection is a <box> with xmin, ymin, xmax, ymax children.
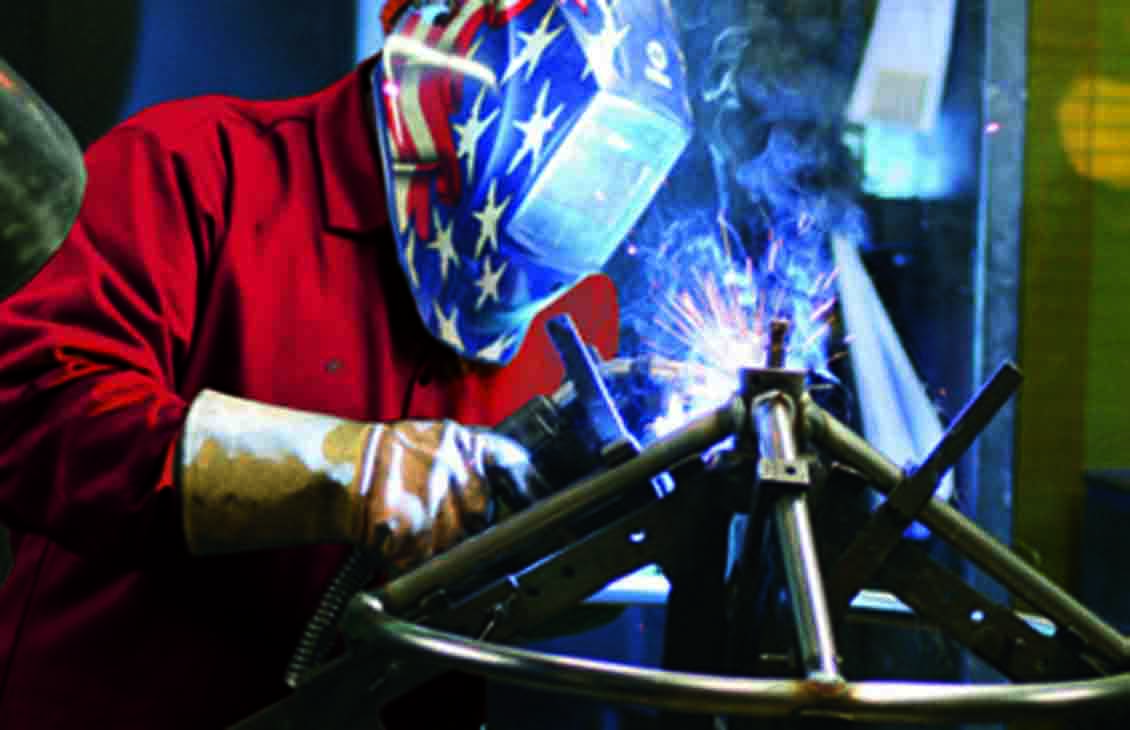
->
<box><xmin>605</xmin><ymin>0</ymin><xmax>870</xmax><ymax>435</ymax></box>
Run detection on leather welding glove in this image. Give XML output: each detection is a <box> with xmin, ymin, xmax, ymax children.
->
<box><xmin>177</xmin><ymin>389</ymin><xmax>542</xmax><ymax>570</ymax></box>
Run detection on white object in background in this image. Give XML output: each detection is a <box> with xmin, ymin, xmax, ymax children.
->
<box><xmin>831</xmin><ymin>236</ymin><xmax>954</xmax><ymax>528</ymax></box>
<box><xmin>845</xmin><ymin>0</ymin><xmax>957</xmax><ymax>133</ymax></box>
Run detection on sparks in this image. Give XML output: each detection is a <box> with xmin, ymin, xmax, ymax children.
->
<box><xmin>643</xmin><ymin>247</ymin><xmax>841</xmax><ymax>439</ymax></box>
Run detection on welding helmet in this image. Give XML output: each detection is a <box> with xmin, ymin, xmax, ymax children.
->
<box><xmin>373</xmin><ymin>0</ymin><xmax>693</xmax><ymax>364</ymax></box>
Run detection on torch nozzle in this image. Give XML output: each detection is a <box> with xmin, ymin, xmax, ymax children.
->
<box><xmin>768</xmin><ymin>319</ymin><xmax>791</xmax><ymax>369</ymax></box>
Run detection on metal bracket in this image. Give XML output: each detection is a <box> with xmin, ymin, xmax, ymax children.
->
<box><xmin>757</xmin><ymin>458</ymin><xmax>811</xmax><ymax>490</ymax></box>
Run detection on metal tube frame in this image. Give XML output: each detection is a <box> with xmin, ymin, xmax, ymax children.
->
<box><xmin>235</xmin><ymin>361</ymin><xmax>1130</xmax><ymax>729</ymax></box>
<box><xmin>350</xmin><ymin>380</ymin><xmax>1130</xmax><ymax>723</ymax></box>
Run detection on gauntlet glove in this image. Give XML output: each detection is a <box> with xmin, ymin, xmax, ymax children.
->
<box><xmin>178</xmin><ymin>390</ymin><xmax>541</xmax><ymax>570</ymax></box>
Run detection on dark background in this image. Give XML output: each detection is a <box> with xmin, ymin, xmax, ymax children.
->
<box><xmin>0</xmin><ymin>1</ymin><xmax>361</xmax><ymax>150</ymax></box>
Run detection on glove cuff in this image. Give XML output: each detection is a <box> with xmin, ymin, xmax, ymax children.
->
<box><xmin>178</xmin><ymin>389</ymin><xmax>373</xmax><ymax>555</ymax></box>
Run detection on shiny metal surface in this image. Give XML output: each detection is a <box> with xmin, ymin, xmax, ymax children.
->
<box><xmin>546</xmin><ymin>315</ymin><xmax>633</xmax><ymax>449</ymax></box>
<box><xmin>755</xmin><ymin>393</ymin><xmax>841</xmax><ymax>682</ymax></box>
<box><xmin>803</xmin><ymin>395</ymin><xmax>1130</xmax><ymax>667</ymax></box>
<box><xmin>773</xmin><ymin>496</ymin><xmax>840</xmax><ymax>680</ymax></box>
<box><xmin>0</xmin><ymin>57</ymin><xmax>85</xmax><ymax>299</ymax></box>
<box><xmin>345</xmin><ymin>602</ymin><xmax>1130</xmax><ymax>723</ymax></box>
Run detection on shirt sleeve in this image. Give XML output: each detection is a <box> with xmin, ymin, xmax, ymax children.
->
<box><xmin>0</xmin><ymin>123</ymin><xmax>224</xmax><ymax>565</ymax></box>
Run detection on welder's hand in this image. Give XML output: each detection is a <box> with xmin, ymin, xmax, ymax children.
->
<box><xmin>353</xmin><ymin>420</ymin><xmax>546</xmax><ymax>570</ymax></box>
<box><xmin>178</xmin><ymin>390</ymin><xmax>547</xmax><ymax>567</ymax></box>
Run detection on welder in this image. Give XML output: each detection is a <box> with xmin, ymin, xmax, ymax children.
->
<box><xmin>0</xmin><ymin>0</ymin><xmax>691</xmax><ymax>728</ymax></box>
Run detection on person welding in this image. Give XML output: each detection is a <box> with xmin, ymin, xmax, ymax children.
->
<box><xmin>0</xmin><ymin>0</ymin><xmax>691</xmax><ymax>727</ymax></box>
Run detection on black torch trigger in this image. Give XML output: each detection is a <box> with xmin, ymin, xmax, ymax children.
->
<box><xmin>545</xmin><ymin>315</ymin><xmax>669</xmax><ymax>498</ymax></box>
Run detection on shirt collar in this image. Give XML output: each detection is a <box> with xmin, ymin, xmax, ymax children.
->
<box><xmin>314</xmin><ymin>56</ymin><xmax>389</xmax><ymax>234</ymax></box>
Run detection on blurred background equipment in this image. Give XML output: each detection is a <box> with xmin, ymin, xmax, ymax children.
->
<box><xmin>0</xmin><ymin>55</ymin><xmax>87</xmax><ymax>584</ymax></box>
<box><xmin>0</xmin><ymin>56</ymin><xmax>85</xmax><ymax>300</ymax></box>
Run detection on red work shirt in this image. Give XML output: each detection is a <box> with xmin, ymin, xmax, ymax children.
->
<box><xmin>0</xmin><ymin>60</ymin><xmax>618</xmax><ymax>729</ymax></box>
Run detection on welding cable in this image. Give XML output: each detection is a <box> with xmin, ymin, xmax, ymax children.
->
<box><xmin>285</xmin><ymin>548</ymin><xmax>383</xmax><ymax>688</ymax></box>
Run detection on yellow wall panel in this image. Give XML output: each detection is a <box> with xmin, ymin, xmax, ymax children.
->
<box><xmin>1020</xmin><ymin>0</ymin><xmax>1130</xmax><ymax>590</ymax></box>
<box><xmin>1017</xmin><ymin>0</ymin><xmax>1097</xmax><ymax>589</ymax></box>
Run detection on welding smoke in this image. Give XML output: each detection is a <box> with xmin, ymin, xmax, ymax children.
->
<box><xmin>608</xmin><ymin>0</ymin><xmax>869</xmax><ymax>381</ymax></box>
<box><xmin>602</xmin><ymin>1</ymin><xmax>958</xmax><ymax>519</ymax></box>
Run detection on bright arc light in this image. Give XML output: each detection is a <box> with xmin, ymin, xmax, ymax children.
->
<box><xmin>644</xmin><ymin>248</ymin><xmax>838</xmax><ymax>440</ymax></box>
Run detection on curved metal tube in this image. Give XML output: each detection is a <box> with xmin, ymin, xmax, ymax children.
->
<box><xmin>345</xmin><ymin>600</ymin><xmax>1130</xmax><ymax>724</ymax></box>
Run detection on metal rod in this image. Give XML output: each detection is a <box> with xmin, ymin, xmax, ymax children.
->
<box><xmin>905</xmin><ymin>362</ymin><xmax>1022</xmax><ymax>505</ymax></box>
<box><xmin>803</xmin><ymin>396</ymin><xmax>1130</xmax><ymax>666</ymax></box>
<box><xmin>756</xmin><ymin>394</ymin><xmax>841</xmax><ymax>681</ymax></box>
<box><xmin>773</xmin><ymin>496</ymin><xmax>841</xmax><ymax>680</ymax></box>
<box><xmin>344</xmin><ymin>603</ymin><xmax>1130</xmax><ymax>724</ymax></box>
<box><xmin>377</xmin><ymin>398</ymin><xmax>741</xmax><ymax>615</ymax></box>
<box><xmin>828</xmin><ymin>362</ymin><xmax>1023</xmax><ymax>612</ymax></box>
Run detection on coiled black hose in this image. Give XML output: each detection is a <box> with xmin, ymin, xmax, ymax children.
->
<box><xmin>285</xmin><ymin>548</ymin><xmax>381</xmax><ymax>688</ymax></box>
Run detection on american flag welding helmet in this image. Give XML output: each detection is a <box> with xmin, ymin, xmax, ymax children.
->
<box><xmin>372</xmin><ymin>0</ymin><xmax>693</xmax><ymax>364</ymax></box>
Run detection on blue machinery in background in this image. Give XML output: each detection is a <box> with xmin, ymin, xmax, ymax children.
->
<box><xmin>235</xmin><ymin>315</ymin><xmax>1130</xmax><ymax>730</ymax></box>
